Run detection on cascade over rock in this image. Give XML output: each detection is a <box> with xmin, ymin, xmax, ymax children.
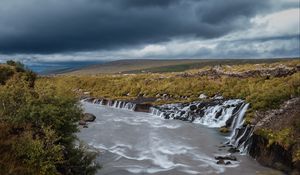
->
<box><xmin>82</xmin><ymin>96</ymin><xmax>300</xmax><ymax>173</ymax></box>
<box><xmin>149</xmin><ymin>99</ymin><xmax>251</xmax><ymax>152</ymax></box>
<box><xmin>83</xmin><ymin>97</ymin><xmax>252</xmax><ymax>153</ymax></box>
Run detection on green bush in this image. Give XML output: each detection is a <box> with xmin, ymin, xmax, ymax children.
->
<box><xmin>0</xmin><ymin>66</ymin><xmax>15</xmax><ymax>85</ymax></box>
<box><xmin>0</xmin><ymin>66</ymin><xmax>99</xmax><ymax>175</ymax></box>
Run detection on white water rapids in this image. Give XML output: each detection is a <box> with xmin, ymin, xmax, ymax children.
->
<box><xmin>78</xmin><ymin>101</ymin><xmax>282</xmax><ymax>175</ymax></box>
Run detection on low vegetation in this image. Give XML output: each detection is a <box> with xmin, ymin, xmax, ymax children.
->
<box><xmin>37</xmin><ymin>59</ymin><xmax>300</xmax><ymax>164</ymax></box>
<box><xmin>40</xmin><ymin>59</ymin><xmax>300</xmax><ymax>112</ymax></box>
<box><xmin>0</xmin><ymin>61</ymin><xmax>99</xmax><ymax>175</ymax></box>
<box><xmin>65</xmin><ymin>58</ymin><xmax>290</xmax><ymax>75</ymax></box>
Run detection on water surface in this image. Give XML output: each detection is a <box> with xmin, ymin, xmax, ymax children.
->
<box><xmin>78</xmin><ymin>102</ymin><xmax>282</xmax><ymax>175</ymax></box>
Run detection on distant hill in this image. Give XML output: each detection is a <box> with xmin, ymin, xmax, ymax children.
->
<box><xmin>63</xmin><ymin>58</ymin><xmax>299</xmax><ymax>75</ymax></box>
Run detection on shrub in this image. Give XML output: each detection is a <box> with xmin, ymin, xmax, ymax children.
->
<box><xmin>0</xmin><ymin>65</ymin><xmax>99</xmax><ymax>175</ymax></box>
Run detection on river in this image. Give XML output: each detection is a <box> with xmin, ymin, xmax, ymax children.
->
<box><xmin>78</xmin><ymin>101</ymin><xmax>282</xmax><ymax>175</ymax></box>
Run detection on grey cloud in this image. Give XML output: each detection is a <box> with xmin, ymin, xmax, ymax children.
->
<box><xmin>0</xmin><ymin>0</ymin><xmax>276</xmax><ymax>54</ymax></box>
<box><xmin>196</xmin><ymin>0</ymin><xmax>269</xmax><ymax>25</ymax></box>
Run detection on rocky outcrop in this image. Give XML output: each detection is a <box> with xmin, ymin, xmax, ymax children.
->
<box><xmin>247</xmin><ymin>97</ymin><xmax>300</xmax><ymax>174</ymax></box>
<box><xmin>179</xmin><ymin>64</ymin><xmax>299</xmax><ymax>79</ymax></box>
<box><xmin>79</xmin><ymin>113</ymin><xmax>97</xmax><ymax>127</ymax></box>
<box><xmin>134</xmin><ymin>104</ymin><xmax>152</xmax><ymax>112</ymax></box>
<box><xmin>82</xmin><ymin>113</ymin><xmax>96</xmax><ymax>122</ymax></box>
<box><xmin>249</xmin><ymin>133</ymin><xmax>294</xmax><ymax>173</ymax></box>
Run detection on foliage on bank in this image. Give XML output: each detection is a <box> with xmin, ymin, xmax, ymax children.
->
<box><xmin>0</xmin><ymin>61</ymin><xmax>99</xmax><ymax>175</ymax></box>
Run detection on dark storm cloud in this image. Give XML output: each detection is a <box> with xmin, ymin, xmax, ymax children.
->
<box><xmin>0</xmin><ymin>0</ymin><xmax>276</xmax><ymax>54</ymax></box>
<box><xmin>120</xmin><ymin>0</ymin><xmax>181</xmax><ymax>8</ymax></box>
<box><xmin>196</xmin><ymin>0</ymin><xmax>268</xmax><ymax>25</ymax></box>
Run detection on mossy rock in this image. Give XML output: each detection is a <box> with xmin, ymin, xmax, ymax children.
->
<box><xmin>219</xmin><ymin>127</ymin><xmax>230</xmax><ymax>133</ymax></box>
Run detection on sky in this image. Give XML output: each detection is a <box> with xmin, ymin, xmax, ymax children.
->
<box><xmin>0</xmin><ymin>0</ymin><xmax>299</xmax><ymax>62</ymax></box>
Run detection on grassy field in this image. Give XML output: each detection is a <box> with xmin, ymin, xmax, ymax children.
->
<box><xmin>64</xmin><ymin>58</ymin><xmax>294</xmax><ymax>75</ymax></box>
<box><xmin>39</xmin><ymin>59</ymin><xmax>300</xmax><ymax>112</ymax></box>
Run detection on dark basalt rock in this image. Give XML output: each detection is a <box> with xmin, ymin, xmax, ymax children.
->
<box><xmin>82</xmin><ymin>113</ymin><xmax>96</xmax><ymax>122</ymax></box>
<box><xmin>134</xmin><ymin>103</ymin><xmax>152</xmax><ymax>112</ymax></box>
<box><xmin>215</xmin><ymin>155</ymin><xmax>237</xmax><ymax>161</ymax></box>
<box><xmin>84</xmin><ymin>98</ymin><xmax>95</xmax><ymax>103</ymax></box>
<box><xmin>216</xmin><ymin>159</ymin><xmax>225</xmax><ymax>164</ymax></box>
<box><xmin>228</xmin><ymin>147</ymin><xmax>240</xmax><ymax>153</ymax></box>
<box><xmin>79</xmin><ymin>120</ymin><xmax>87</xmax><ymax>125</ymax></box>
<box><xmin>225</xmin><ymin>103</ymin><xmax>243</xmax><ymax>127</ymax></box>
<box><xmin>215</xmin><ymin>109</ymin><xmax>223</xmax><ymax>119</ymax></box>
<box><xmin>219</xmin><ymin>127</ymin><xmax>230</xmax><ymax>133</ymax></box>
<box><xmin>216</xmin><ymin>160</ymin><xmax>232</xmax><ymax>165</ymax></box>
<box><xmin>189</xmin><ymin>104</ymin><xmax>197</xmax><ymax>111</ymax></box>
<box><xmin>102</xmin><ymin>99</ymin><xmax>108</xmax><ymax>105</ymax></box>
<box><xmin>197</xmin><ymin>103</ymin><xmax>206</xmax><ymax>109</ymax></box>
<box><xmin>249</xmin><ymin>133</ymin><xmax>296</xmax><ymax>173</ymax></box>
<box><xmin>247</xmin><ymin>98</ymin><xmax>300</xmax><ymax>174</ymax></box>
<box><xmin>232</xmin><ymin>103</ymin><xmax>243</xmax><ymax>115</ymax></box>
<box><xmin>225</xmin><ymin>161</ymin><xmax>232</xmax><ymax>165</ymax></box>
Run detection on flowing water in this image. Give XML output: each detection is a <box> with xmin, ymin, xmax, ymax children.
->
<box><xmin>78</xmin><ymin>101</ymin><xmax>282</xmax><ymax>175</ymax></box>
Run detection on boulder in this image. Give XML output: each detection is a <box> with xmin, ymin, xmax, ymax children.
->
<box><xmin>135</xmin><ymin>104</ymin><xmax>152</xmax><ymax>112</ymax></box>
<box><xmin>82</xmin><ymin>113</ymin><xmax>96</xmax><ymax>122</ymax></box>
<box><xmin>199</xmin><ymin>94</ymin><xmax>207</xmax><ymax>99</ymax></box>
<box><xmin>216</xmin><ymin>159</ymin><xmax>225</xmax><ymax>164</ymax></box>
<box><xmin>219</xmin><ymin>127</ymin><xmax>230</xmax><ymax>133</ymax></box>
<box><xmin>213</xmin><ymin>95</ymin><xmax>224</xmax><ymax>100</ymax></box>
<box><xmin>228</xmin><ymin>147</ymin><xmax>240</xmax><ymax>153</ymax></box>
<box><xmin>162</xmin><ymin>94</ymin><xmax>168</xmax><ymax>98</ymax></box>
<box><xmin>225</xmin><ymin>161</ymin><xmax>232</xmax><ymax>165</ymax></box>
<box><xmin>79</xmin><ymin>120</ymin><xmax>87</xmax><ymax>125</ymax></box>
<box><xmin>216</xmin><ymin>159</ymin><xmax>232</xmax><ymax>165</ymax></box>
<box><xmin>215</xmin><ymin>155</ymin><xmax>237</xmax><ymax>161</ymax></box>
<box><xmin>83</xmin><ymin>91</ymin><xmax>90</xmax><ymax>95</ymax></box>
<box><xmin>189</xmin><ymin>104</ymin><xmax>197</xmax><ymax>111</ymax></box>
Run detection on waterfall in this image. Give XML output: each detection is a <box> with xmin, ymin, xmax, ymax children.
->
<box><xmin>193</xmin><ymin>104</ymin><xmax>236</xmax><ymax>127</ymax></box>
<box><xmin>149</xmin><ymin>99</ymin><xmax>254</xmax><ymax>153</ymax></box>
<box><xmin>150</xmin><ymin>107</ymin><xmax>164</xmax><ymax>117</ymax></box>
<box><xmin>150</xmin><ymin>99</ymin><xmax>245</xmax><ymax>128</ymax></box>
<box><xmin>230</xmin><ymin>103</ymin><xmax>246</xmax><ymax>129</ymax></box>
<box><xmin>124</xmin><ymin>102</ymin><xmax>136</xmax><ymax>111</ymax></box>
<box><xmin>83</xmin><ymin>97</ymin><xmax>254</xmax><ymax>154</ymax></box>
<box><xmin>238</xmin><ymin>127</ymin><xmax>254</xmax><ymax>154</ymax></box>
<box><xmin>229</xmin><ymin>103</ymin><xmax>249</xmax><ymax>140</ymax></box>
<box><xmin>83</xmin><ymin>98</ymin><xmax>137</xmax><ymax>111</ymax></box>
<box><xmin>232</xmin><ymin>125</ymin><xmax>249</xmax><ymax>147</ymax></box>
